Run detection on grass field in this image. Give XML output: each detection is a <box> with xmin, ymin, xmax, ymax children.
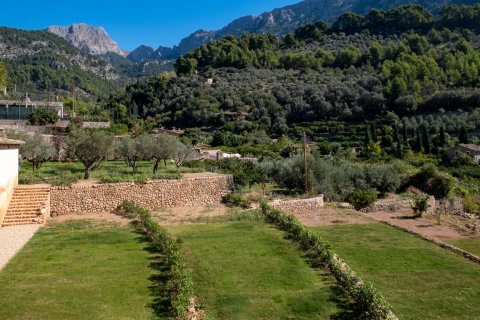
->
<box><xmin>312</xmin><ymin>223</ymin><xmax>480</xmax><ymax>320</ymax></box>
<box><xmin>168</xmin><ymin>222</ymin><xmax>356</xmax><ymax>320</ymax></box>
<box><xmin>0</xmin><ymin>220</ymin><xmax>155</xmax><ymax>320</ymax></box>
<box><xmin>445</xmin><ymin>237</ymin><xmax>480</xmax><ymax>257</ymax></box>
<box><xmin>19</xmin><ymin>160</ymin><xmax>203</xmax><ymax>185</ymax></box>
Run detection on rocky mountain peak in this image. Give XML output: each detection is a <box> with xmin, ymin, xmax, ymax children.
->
<box><xmin>47</xmin><ymin>23</ymin><xmax>127</xmax><ymax>56</ymax></box>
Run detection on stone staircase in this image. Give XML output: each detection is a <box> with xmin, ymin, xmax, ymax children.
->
<box><xmin>1</xmin><ymin>186</ymin><xmax>51</xmax><ymax>227</ymax></box>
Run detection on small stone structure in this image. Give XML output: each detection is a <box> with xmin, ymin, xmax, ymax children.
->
<box><xmin>271</xmin><ymin>196</ymin><xmax>324</xmax><ymax>213</ymax></box>
<box><xmin>50</xmin><ymin>175</ymin><xmax>233</xmax><ymax>215</ymax></box>
<box><xmin>446</xmin><ymin>144</ymin><xmax>480</xmax><ymax>163</ymax></box>
<box><xmin>361</xmin><ymin>196</ymin><xmax>436</xmax><ymax>215</ymax></box>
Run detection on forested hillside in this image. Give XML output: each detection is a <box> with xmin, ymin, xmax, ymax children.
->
<box><xmin>105</xmin><ymin>5</ymin><xmax>480</xmax><ymax>145</ymax></box>
<box><xmin>0</xmin><ymin>27</ymin><xmax>123</xmax><ymax>98</ymax></box>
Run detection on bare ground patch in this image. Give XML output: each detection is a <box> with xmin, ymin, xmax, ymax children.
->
<box><xmin>50</xmin><ymin>212</ymin><xmax>131</xmax><ymax>226</ymax></box>
<box><xmin>291</xmin><ymin>205</ymin><xmax>372</xmax><ymax>227</ymax></box>
<box><xmin>151</xmin><ymin>204</ymin><xmax>231</xmax><ymax>225</ymax></box>
<box><xmin>363</xmin><ymin>209</ymin><xmax>477</xmax><ymax>241</ymax></box>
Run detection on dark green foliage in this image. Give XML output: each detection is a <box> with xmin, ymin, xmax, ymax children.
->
<box><xmin>222</xmin><ymin>193</ymin><xmax>252</xmax><ymax>209</ymax></box>
<box><xmin>27</xmin><ymin>108</ymin><xmax>59</xmax><ymax>125</ymax></box>
<box><xmin>421</xmin><ymin>125</ymin><xmax>432</xmax><ymax>154</ymax></box>
<box><xmin>346</xmin><ymin>189</ymin><xmax>378</xmax><ymax>211</ymax></box>
<box><xmin>459</xmin><ymin>126</ymin><xmax>470</xmax><ymax>144</ymax></box>
<box><xmin>122</xmin><ymin>202</ymin><xmax>193</xmax><ymax>319</ymax></box>
<box><xmin>411</xmin><ymin>164</ymin><xmax>455</xmax><ymax>199</ymax></box>
<box><xmin>439</xmin><ymin>126</ymin><xmax>447</xmax><ymax>148</ymax></box>
<box><xmin>217</xmin><ymin>158</ymin><xmax>267</xmax><ymax>188</ymax></box>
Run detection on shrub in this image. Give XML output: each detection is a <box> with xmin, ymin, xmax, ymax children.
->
<box><xmin>412</xmin><ymin>194</ymin><xmax>430</xmax><ymax>218</ymax></box>
<box><xmin>346</xmin><ymin>189</ymin><xmax>378</xmax><ymax>211</ymax></box>
<box><xmin>222</xmin><ymin>193</ymin><xmax>252</xmax><ymax>209</ymax></box>
<box><xmin>463</xmin><ymin>194</ymin><xmax>480</xmax><ymax>215</ymax></box>
<box><xmin>122</xmin><ymin>201</ymin><xmax>194</xmax><ymax>319</ymax></box>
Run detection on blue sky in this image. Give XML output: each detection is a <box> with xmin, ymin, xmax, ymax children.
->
<box><xmin>2</xmin><ymin>0</ymin><xmax>300</xmax><ymax>51</ymax></box>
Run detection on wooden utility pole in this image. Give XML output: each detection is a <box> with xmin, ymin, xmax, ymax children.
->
<box><xmin>303</xmin><ymin>131</ymin><xmax>308</xmax><ymax>194</ymax></box>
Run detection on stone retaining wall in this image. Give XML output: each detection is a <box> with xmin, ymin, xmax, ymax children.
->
<box><xmin>362</xmin><ymin>196</ymin><xmax>436</xmax><ymax>215</ymax></box>
<box><xmin>50</xmin><ymin>175</ymin><xmax>233</xmax><ymax>215</ymax></box>
<box><xmin>271</xmin><ymin>196</ymin><xmax>324</xmax><ymax>213</ymax></box>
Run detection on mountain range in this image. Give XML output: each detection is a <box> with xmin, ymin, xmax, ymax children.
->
<box><xmin>45</xmin><ymin>0</ymin><xmax>479</xmax><ymax>63</ymax></box>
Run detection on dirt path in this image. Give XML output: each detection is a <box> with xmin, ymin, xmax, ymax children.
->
<box><xmin>0</xmin><ymin>225</ymin><xmax>40</xmax><ymax>270</ymax></box>
<box><xmin>364</xmin><ymin>209</ymin><xmax>476</xmax><ymax>240</ymax></box>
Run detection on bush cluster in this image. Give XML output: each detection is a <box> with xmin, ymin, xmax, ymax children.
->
<box><xmin>122</xmin><ymin>201</ymin><xmax>194</xmax><ymax>319</ymax></box>
<box><xmin>222</xmin><ymin>193</ymin><xmax>252</xmax><ymax>209</ymax></box>
<box><xmin>346</xmin><ymin>189</ymin><xmax>378</xmax><ymax>211</ymax></box>
<box><xmin>260</xmin><ymin>202</ymin><xmax>396</xmax><ymax>320</ymax></box>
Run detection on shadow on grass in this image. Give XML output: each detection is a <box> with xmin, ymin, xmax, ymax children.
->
<box><xmin>134</xmin><ymin>225</ymin><xmax>173</xmax><ymax>319</ymax></box>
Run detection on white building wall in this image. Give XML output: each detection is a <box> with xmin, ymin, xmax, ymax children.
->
<box><xmin>0</xmin><ymin>147</ymin><xmax>19</xmax><ymax>226</ymax></box>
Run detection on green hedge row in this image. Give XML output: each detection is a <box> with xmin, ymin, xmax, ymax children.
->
<box><xmin>260</xmin><ymin>201</ymin><xmax>397</xmax><ymax>320</ymax></box>
<box><xmin>123</xmin><ymin>201</ymin><xmax>194</xmax><ymax>319</ymax></box>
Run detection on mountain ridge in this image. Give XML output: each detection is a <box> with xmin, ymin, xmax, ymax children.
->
<box><xmin>130</xmin><ymin>0</ymin><xmax>480</xmax><ymax>61</ymax></box>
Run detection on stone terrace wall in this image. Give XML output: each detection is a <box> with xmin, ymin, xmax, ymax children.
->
<box><xmin>271</xmin><ymin>196</ymin><xmax>324</xmax><ymax>213</ymax></box>
<box><xmin>50</xmin><ymin>175</ymin><xmax>233</xmax><ymax>215</ymax></box>
<box><xmin>362</xmin><ymin>196</ymin><xmax>436</xmax><ymax>215</ymax></box>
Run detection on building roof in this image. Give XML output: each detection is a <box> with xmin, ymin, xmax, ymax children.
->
<box><xmin>459</xmin><ymin>144</ymin><xmax>480</xmax><ymax>152</ymax></box>
<box><xmin>0</xmin><ymin>137</ymin><xmax>25</xmax><ymax>146</ymax></box>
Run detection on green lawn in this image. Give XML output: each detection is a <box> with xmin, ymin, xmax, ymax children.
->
<box><xmin>168</xmin><ymin>222</ymin><xmax>356</xmax><ymax>320</ymax></box>
<box><xmin>445</xmin><ymin>237</ymin><xmax>480</xmax><ymax>257</ymax></box>
<box><xmin>312</xmin><ymin>223</ymin><xmax>480</xmax><ymax>320</ymax></box>
<box><xmin>0</xmin><ymin>220</ymin><xmax>156</xmax><ymax>320</ymax></box>
<box><xmin>20</xmin><ymin>160</ymin><xmax>203</xmax><ymax>185</ymax></box>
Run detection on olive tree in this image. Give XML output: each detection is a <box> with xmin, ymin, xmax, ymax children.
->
<box><xmin>150</xmin><ymin>134</ymin><xmax>178</xmax><ymax>174</ymax></box>
<box><xmin>172</xmin><ymin>142</ymin><xmax>194</xmax><ymax>168</ymax></box>
<box><xmin>67</xmin><ymin>129</ymin><xmax>115</xmax><ymax>179</ymax></box>
<box><xmin>116</xmin><ymin>133</ymin><xmax>153</xmax><ymax>173</ymax></box>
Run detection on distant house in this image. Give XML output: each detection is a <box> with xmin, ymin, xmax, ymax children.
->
<box><xmin>0</xmin><ymin>98</ymin><xmax>64</xmax><ymax>120</ymax></box>
<box><xmin>446</xmin><ymin>144</ymin><xmax>480</xmax><ymax>163</ymax></box>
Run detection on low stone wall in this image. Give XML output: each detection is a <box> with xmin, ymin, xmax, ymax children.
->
<box><xmin>271</xmin><ymin>196</ymin><xmax>324</xmax><ymax>213</ymax></box>
<box><xmin>50</xmin><ymin>175</ymin><xmax>233</xmax><ymax>215</ymax></box>
<box><xmin>362</xmin><ymin>196</ymin><xmax>436</xmax><ymax>215</ymax></box>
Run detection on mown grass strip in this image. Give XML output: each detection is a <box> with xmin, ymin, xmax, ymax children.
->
<box><xmin>260</xmin><ymin>202</ymin><xmax>397</xmax><ymax>320</ymax></box>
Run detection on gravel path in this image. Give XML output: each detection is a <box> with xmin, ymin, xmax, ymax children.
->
<box><xmin>0</xmin><ymin>225</ymin><xmax>40</xmax><ymax>270</ymax></box>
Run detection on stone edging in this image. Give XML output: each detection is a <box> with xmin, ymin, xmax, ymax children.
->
<box><xmin>375</xmin><ymin>219</ymin><xmax>480</xmax><ymax>265</ymax></box>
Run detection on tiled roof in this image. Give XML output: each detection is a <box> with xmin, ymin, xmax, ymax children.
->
<box><xmin>459</xmin><ymin>144</ymin><xmax>480</xmax><ymax>152</ymax></box>
<box><xmin>0</xmin><ymin>137</ymin><xmax>25</xmax><ymax>146</ymax></box>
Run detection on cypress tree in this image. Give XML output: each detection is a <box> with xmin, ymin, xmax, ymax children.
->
<box><xmin>402</xmin><ymin>121</ymin><xmax>408</xmax><ymax>141</ymax></box>
<box><xmin>459</xmin><ymin>126</ymin><xmax>470</xmax><ymax>144</ymax></box>
<box><xmin>439</xmin><ymin>126</ymin><xmax>446</xmax><ymax>148</ymax></box>
<box><xmin>415</xmin><ymin>128</ymin><xmax>423</xmax><ymax>153</ymax></box>
<box><xmin>364</xmin><ymin>125</ymin><xmax>372</xmax><ymax>149</ymax></box>
<box><xmin>422</xmin><ymin>125</ymin><xmax>432</xmax><ymax>154</ymax></box>
<box><xmin>370</xmin><ymin>123</ymin><xmax>378</xmax><ymax>142</ymax></box>
<box><xmin>393</xmin><ymin>124</ymin><xmax>400</xmax><ymax>144</ymax></box>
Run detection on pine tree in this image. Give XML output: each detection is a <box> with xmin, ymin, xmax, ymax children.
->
<box><xmin>422</xmin><ymin>125</ymin><xmax>432</xmax><ymax>154</ymax></box>
<box><xmin>459</xmin><ymin>126</ymin><xmax>470</xmax><ymax>144</ymax></box>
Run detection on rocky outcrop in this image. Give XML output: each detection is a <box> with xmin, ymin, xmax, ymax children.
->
<box><xmin>47</xmin><ymin>23</ymin><xmax>126</xmax><ymax>56</ymax></box>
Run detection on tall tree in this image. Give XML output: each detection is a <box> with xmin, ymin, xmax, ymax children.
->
<box><xmin>150</xmin><ymin>134</ymin><xmax>178</xmax><ymax>174</ymax></box>
<box><xmin>422</xmin><ymin>125</ymin><xmax>432</xmax><ymax>154</ymax></box>
<box><xmin>116</xmin><ymin>134</ymin><xmax>153</xmax><ymax>173</ymax></box>
<box><xmin>370</xmin><ymin>123</ymin><xmax>378</xmax><ymax>142</ymax></box>
<box><xmin>459</xmin><ymin>126</ymin><xmax>470</xmax><ymax>144</ymax></box>
<box><xmin>415</xmin><ymin>127</ymin><xmax>423</xmax><ymax>153</ymax></box>
<box><xmin>364</xmin><ymin>125</ymin><xmax>372</xmax><ymax>149</ymax></box>
<box><xmin>439</xmin><ymin>126</ymin><xmax>446</xmax><ymax>148</ymax></box>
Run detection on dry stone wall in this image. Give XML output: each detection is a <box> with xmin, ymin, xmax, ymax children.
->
<box><xmin>50</xmin><ymin>175</ymin><xmax>233</xmax><ymax>215</ymax></box>
<box><xmin>271</xmin><ymin>196</ymin><xmax>324</xmax><ymax>213</ymax></box>
<box><xmin>362</xmin><ymin>196</ymin><xmax>436</xmax><ymax>215</ymax></box>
